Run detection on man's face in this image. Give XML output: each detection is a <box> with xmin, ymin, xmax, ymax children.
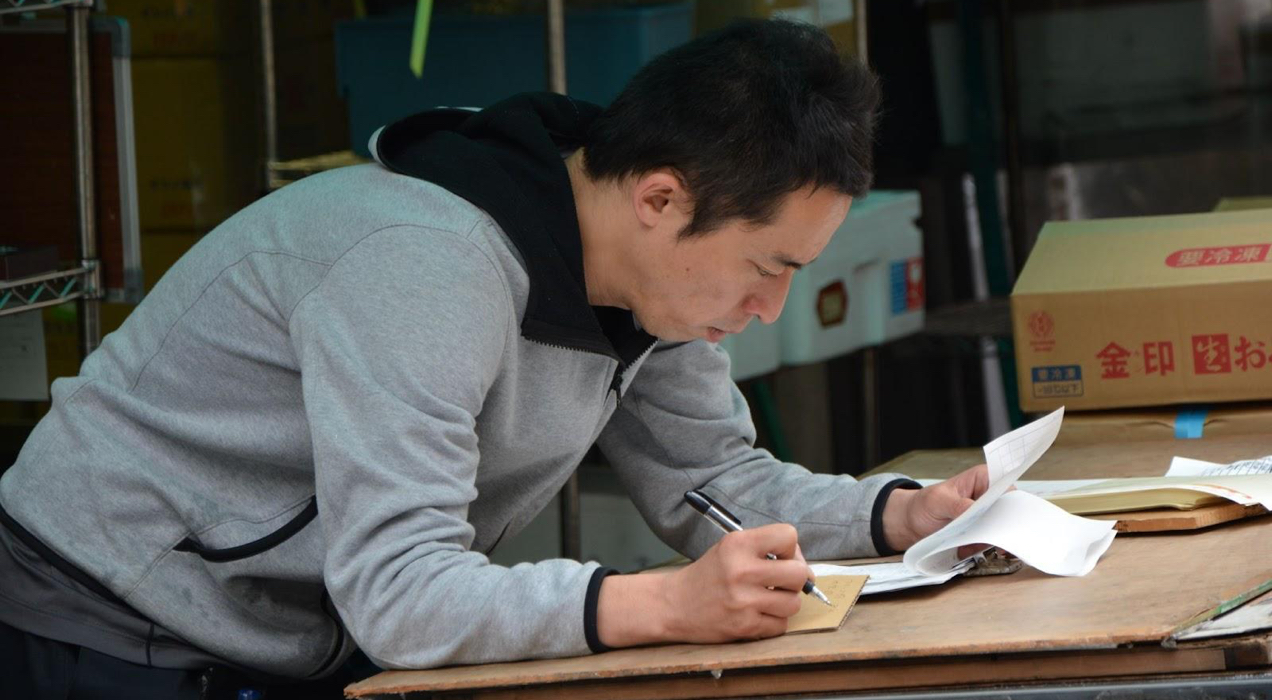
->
<box><xmin>630</xmin><ymin>186</ymin><xmax>851</xmax><ymax>343</ymax></box>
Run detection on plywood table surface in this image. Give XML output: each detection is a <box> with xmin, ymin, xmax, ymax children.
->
<box><xmin>346</xmin><ymin>516</ymin><xmax>1272</xmax><ymax>699</ymax></box>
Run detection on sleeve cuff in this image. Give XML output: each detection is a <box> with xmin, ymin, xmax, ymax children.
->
<box><xmin>583</xmin><ymin>566</ymin><xmax>619</xmax><ymax>654</ymax></box>
<box><xmin>870</xmin><ymin>478</ymin><xmax>921</xmax><ymax>556</ymax></box>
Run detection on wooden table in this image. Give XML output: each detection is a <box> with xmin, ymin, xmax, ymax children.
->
<box><xmin>347</xmin><ymin>436</ymin><xmax>1272</xmax><ymax>699</ymax></box>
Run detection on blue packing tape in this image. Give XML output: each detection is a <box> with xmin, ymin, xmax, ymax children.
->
<box><xmin>1174</xmin><ymin>408</ymin><xmax>1209</xmax><ymax>439</ymax></box>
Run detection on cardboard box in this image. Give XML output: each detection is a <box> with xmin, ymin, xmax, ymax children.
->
<box><xmin>103</xmin><ymin>0</ymin><xmax>253</xmax><ymax>57</ymax></box>
<box><xmin>1215</xmin><ymin>197</ymin><xmax>1272</xmax><ymax>212</ymax></box>
<box><xmin>104</xmin><ymin>0</ymin><xmax>352</xmax><ymax>57</ymax></box>
<box><xmin>140</xmin><ymin>229</ymin><xmax>205</xmax><ymax>292</ymax></box>
<box><xmin>1012</xmin><ymin>208</ymin><xmax>1272</xmax><ymax>412</ymax></box>
<box><xmin>1053</xmin><ymin>403</ymin><xmax>1272</xmax><ymax>447</ymax></box>
<box><xmin>131</xmin><ymin>56</ymin><xmax>260</xmax><ymax>230</ymax></box>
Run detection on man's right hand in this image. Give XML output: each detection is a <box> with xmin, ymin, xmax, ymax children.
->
<box><xmin>596</xmin><ymin>523</ymin><xmax>815</xmax><ymax>647</ymax></box>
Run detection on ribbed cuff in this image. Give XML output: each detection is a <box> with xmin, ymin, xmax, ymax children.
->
<box><xmin>870</xmin><ymin>478</ymin><xmax>921</xmax><ymax>556</ymax></box>
<box><xmin>583</xmin><ymin>567</ymin><xmax>619</xmax><ymax>654</ymax></box>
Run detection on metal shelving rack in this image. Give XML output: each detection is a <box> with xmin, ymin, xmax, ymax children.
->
<box><xmin>0</xmin><ymin>0</ymin><xmax>103</xmax><ymax>361</ymax></box>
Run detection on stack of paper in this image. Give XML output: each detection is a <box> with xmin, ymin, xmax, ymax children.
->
<box><xmin>1009</xmin><ymin>456</ymin><xmax>1272</xmax><ymax>515</ymax></box>
<box><xmin>902</xmin><ymin>408</ymin><xmax>1118</xmax><ymax>578</ymax></box>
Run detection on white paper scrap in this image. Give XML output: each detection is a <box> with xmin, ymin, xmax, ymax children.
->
<box><xmin>1175</xmin><ymin>590</ymin><xmax>1272</xmax><ymax>641</ymax></box>
<box><xmin>1168</xmin><ymin>455</ymin><xmax>1272</xmax><ymax>477</ymax></box>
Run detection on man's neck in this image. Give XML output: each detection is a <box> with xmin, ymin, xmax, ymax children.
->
<box><xmin>567</xmin><ymin>150</ymin><xmax>631</xmax><ymax>310</ymax></box>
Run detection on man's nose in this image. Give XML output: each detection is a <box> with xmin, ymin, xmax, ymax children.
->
<box><xmin>743</xmin><ymin>275</ymin><xmax>792</xmax><ymax>325</ymax></box>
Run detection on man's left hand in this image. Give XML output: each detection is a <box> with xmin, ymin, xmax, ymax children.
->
<box><xmin>880</xmin><ymin>464</ymin><xmax>991</xmax><ymax>554</ymax></box>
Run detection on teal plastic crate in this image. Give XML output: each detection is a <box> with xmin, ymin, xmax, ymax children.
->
<box><xmin>335</xmin><ymin>3</ymin><xmax>694</xmax><ymax>156</ymax></box>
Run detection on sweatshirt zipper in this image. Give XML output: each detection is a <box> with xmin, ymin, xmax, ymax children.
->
<box><xmin>607</xmin><ymin>339</ymin><xmax>657</xmax><ymax>406</ymax></box>
<box><xmin>525</xmin><ymin>334</ymin><xmax>656</xmax><ymax>407</ymax></box>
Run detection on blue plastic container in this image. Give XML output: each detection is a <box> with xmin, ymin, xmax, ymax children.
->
<box><xmin>335</xmin><ymin>3</ymin><xmax>695</xmax><ymax>156</ymax></box>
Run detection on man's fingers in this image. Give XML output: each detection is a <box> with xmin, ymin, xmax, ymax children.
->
<box><xmin>793</xmin><ymin>543</ymin><xmax>815</xmax><ymax>583</ymax></box>
<box><xmin>948</xmin><ymin>496</ymin><xmax>976</xmax><ymax>520</ymax></box>
<box><xmin>740</xmin><ymin>613</ymin><xmax>790</xmax><ymax>640</ymax></box>
<box><xmin>753</xmin><ymin>588</ymin><xmax>803</xmax><ymax>619</ymax></box>
<box><xmin>955</xmin><ymin>463</ymin><xmax>991</xmax><ymax>499</ymax></box>
<box><xmin>737</xmin><ymin>523</ymin><xmax>800</xmax><ymax>560</ymax></box>
<box><xmin>748</xmin><ymin>558</ymin><xmax>815</xmax><ymax>593</ymax></box>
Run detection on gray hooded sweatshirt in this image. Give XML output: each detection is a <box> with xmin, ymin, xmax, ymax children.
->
<box><xmin>0</xmin><ymin>94</ymin><xmax>909</xmax><ymax>678</ymax></box>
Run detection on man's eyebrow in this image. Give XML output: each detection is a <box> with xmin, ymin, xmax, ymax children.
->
<box><xmin>772</xmin><ymin>253</ymin><xmax>815</xmax><ymax>270</ymax></box>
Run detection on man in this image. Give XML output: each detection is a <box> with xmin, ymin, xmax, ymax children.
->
<box><xmin>0</xmin><ymin>18</ymin><xmax>989</xmax><ymax>698</ymax></box>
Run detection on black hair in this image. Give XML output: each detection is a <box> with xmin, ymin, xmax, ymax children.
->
<box><xmin>582</xmin><ymin>18</ymin><xmax>880</xmax><ymax>237</ymax></box>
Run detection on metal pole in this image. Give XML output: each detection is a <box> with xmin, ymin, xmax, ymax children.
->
<box><xmin>259</xmin><ymin>0</ymin><xmax>278</xmax><ymax>187</ymax></box>
<box><xmin>546</xmin><ymin>0</ymin><xmax>566</xmax><ymax>95</ymax></box>
<box><xmin>546</xmin><ymin>0</ymin><xmax>580</xmax><ymax>562</ymax></box>
<box><xmin>995</xmin><ymin>0</ymin><xmax>1028</xmax><ymax>275</ymax></box>
<box><xmin>862</xmin><ymin>346</ymin><xmax>880</xmax><ymax>469</ymax></box>
<box><xmin>854</xmin><ymin>0</ymin><xmax>868</xmax><ymax>63</ymax></box>
<box><xmin>854</xmin><ymin>0</ymin><xmax>875</xmax><ymax>471</ymax></box>
<box><xmin>68</xmin><ymin>2</ymin><xmax>100</xmax><ymax>358</ymax></box>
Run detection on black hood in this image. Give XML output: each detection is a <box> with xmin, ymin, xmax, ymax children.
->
<box><xmin>370</xmin><ymin>92</ymin><xmax>655</xmax><ymax>365</ymax></box>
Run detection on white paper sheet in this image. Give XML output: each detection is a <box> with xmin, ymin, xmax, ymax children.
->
<box><xmin>1015</xmin><ymin>479</ymin><xmax>1111</xmax><ymax>497</ymax></box>
<box><xmin>903</xmin><ymin>408</ymin><xmax>1114</xmax><ymax>576</ymax></box>
<box><xmin>918</xmin><ymin>490</ymin><xmax>1116</xmax><ymax>576</ymax></box>
<box><xmin>810</xmin><ymin>561</ymin><xmax>971</xmax><ymax>596</ymax></box>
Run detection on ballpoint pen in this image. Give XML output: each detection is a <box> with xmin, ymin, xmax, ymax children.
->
<box><xmin>684</xmin><ymin>489</ymin><xmax>833</xmax><ymax>606</ymax></box>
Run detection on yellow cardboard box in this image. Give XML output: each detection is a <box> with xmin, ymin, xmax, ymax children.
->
<box><xmin>131</xmin><ymin>56</ymin><xmax>260</xmax><ymax>230</ymax></box>
<box><xmin>104</xmin><ymin>0</ymin><xmax>253</xmax><ymax>57</ymax></box>
<box><xmin>1053</xmin><ymin>403</ymin><xmax>1272</xmax><ymax>447</ymax></box>
<box><xmin>140</xmin><ymin>229</ymin><xmax>206</xmax><ymax>292</ymax></box>
<box><xmin>105</xmin><ymin>0</ymin><xmax>352</xmax><ymax>57</ymax></box>
<box><xmin>1214</xmin><ymin>197</ymin><xmax>1272</xmax><ymax>212</ymax></box>
<box><xmin>1012</xmin><ymin>208</ymin><xmax>1272</xmax><ymax>412</ymax></box>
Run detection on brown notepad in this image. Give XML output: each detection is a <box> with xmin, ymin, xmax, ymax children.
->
<box><xmin>785</xmin><ymin>575</ymin><xmax>868</xmax><ymax>634</ymax></box>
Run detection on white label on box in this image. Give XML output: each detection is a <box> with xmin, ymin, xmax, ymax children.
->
<box><xmin>0</xmin><ymin>312</ymin><xmax>48</xmax><ymax>401</ymax></box>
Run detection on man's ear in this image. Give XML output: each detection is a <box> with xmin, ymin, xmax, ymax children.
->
<box><xmin>631</xmin><ymin>168</ymin><xmax>692</xmax><ymax>231</ymax></box>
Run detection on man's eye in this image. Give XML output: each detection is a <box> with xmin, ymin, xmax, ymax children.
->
<box><xmin>756</xmin><ymin>265</ymin><xmax>775</xmax><ymax>277</ymax></box>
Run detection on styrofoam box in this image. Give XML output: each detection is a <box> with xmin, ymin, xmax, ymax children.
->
<box><xmin>778</xmin><ymin>190</ymin><xmax>925</xmax><ymax>365</ymax></box>
<box><xmin>717</xmin><ymin>317</ymin><xmax>781</xmax><ymax>381</ymax></box>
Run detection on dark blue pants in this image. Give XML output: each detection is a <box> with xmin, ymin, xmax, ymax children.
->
<box><xmin>0</xmin><ymin>620</ymin><xmax>378</xmax><ymax>700</ymax></box>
